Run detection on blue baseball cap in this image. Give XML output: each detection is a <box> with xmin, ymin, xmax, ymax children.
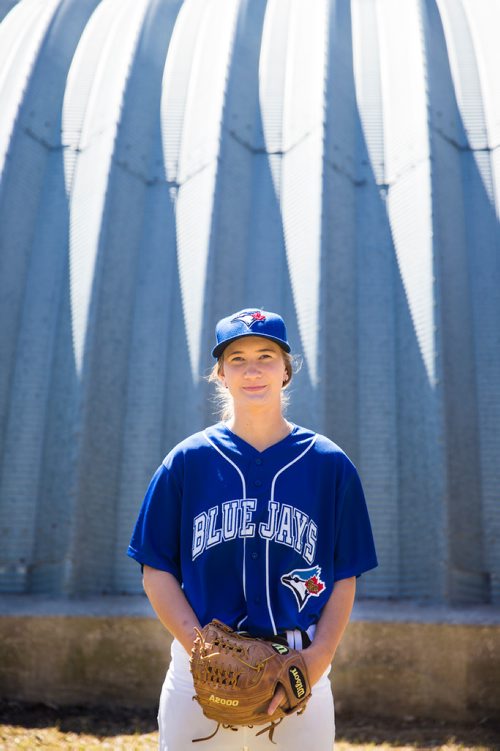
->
<box><xmin>212</xmin><ymin>309</ymin><xmax>291</xmax><ymax>358</ymax></box>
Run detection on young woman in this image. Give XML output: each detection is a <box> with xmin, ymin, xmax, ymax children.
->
<box><xmin>128</xmin><ymin>308</ymin><xmax>378</xmax><ymax>750</ymax></box>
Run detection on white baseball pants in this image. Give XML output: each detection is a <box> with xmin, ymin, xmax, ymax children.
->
<box><xmin>157</xmin><ymin>637</ymin><xmax>335</xmax><ymax>751</ymax></box>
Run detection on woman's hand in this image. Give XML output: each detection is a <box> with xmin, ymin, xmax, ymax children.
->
<box><xmin>266</xmin><ymin>645</ymin><xmax>333</xmax><ymax>715</ymax></box>
<box><xmin>266</xmin><ymin>578</ymin><xmax>357</xmax><ymax>716</ymax></box>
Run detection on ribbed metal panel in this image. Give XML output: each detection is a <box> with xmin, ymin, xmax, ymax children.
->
<box><xmin>350</xmin><ymin>0</ymin><xmax>409</xmax><ymax>599</ymax></box>
<box><xmin>428</xmin><ymin>0</ymin><xmax>500</xmax><ymax>603</ymax></box>
<box><xmin>0</xmin><ymin>0</ymin><xmax>499</xmax><ymax>604</ymax></box>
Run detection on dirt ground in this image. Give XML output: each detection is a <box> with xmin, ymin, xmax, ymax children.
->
<box><xmin>0</xmin><ymin>702</ymin><xmax>499</xmax><ymax>751</ymax></box>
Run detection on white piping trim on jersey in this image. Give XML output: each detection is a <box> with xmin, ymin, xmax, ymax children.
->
<box><xmin>203</xmin><ymin>432</ymin><xmax>248</xmax><ymax>607</ymax></box>
<box><xmin>266</xmin><ymin>435</ymin><xmax>318</xmax><ymax>635</ymax></box>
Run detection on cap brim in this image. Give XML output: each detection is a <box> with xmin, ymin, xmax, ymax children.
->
<box><xmin>212</xmin><ymin>332</ymin><xmax>291</xmax><ymax>359</ymax></box>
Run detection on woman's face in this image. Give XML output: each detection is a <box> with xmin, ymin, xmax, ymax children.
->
<box><xmin>219</xmin><ymin>336</ymin><xmax>288</xmax><ymax>409</ymax></box>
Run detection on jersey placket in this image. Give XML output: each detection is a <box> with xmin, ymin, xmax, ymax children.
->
<box><xmin>242</xmin><ymin>454</ymin><xmax>275</xmax><ymax>634</ymax></box>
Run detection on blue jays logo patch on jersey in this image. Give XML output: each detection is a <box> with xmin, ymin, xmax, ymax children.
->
<box><xmin>231</xmin><ymin>310</ymin><xmax>266</xmax><ymax>328</ymax></box>
<box><xmin>281</xmin><ymin>566</ymin><xmax>326</xmax><ymax>612</ymax></box>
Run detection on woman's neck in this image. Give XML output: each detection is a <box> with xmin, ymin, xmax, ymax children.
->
<box><xmin>226</xmin><ymin>409</ymin><xmax>292</xmax><ymax>453</ymax></box>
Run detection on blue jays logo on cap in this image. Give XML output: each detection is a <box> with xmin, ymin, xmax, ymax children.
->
<box><xmin>212</xmin><ymin>308</ymin><xmax>291</xmax><ymax>359</ymax></box>
<box><xmin>281</xmin><ymin>566</ymin><xmax>326</xmax><ymax>612</ymax></box>
<box><xmin>231</xmin><ymin>310</ymin><xmax>267</xmax><ymax>328</ymax></box>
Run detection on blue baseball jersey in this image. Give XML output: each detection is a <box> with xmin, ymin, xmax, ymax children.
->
<box><xmin>128</xmin><ymin>422</ymin><xmax>378</xmax><ymax>637</ymax></box>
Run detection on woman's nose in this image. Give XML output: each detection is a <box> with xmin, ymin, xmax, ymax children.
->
<box><xmin>244</xmin><ymin>362</ymin><xmax>261</xmax><ymax>377</ymax></box>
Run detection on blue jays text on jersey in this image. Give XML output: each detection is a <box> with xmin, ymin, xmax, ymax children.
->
<box><xmin>128</xmin><ymin>423</ymin><xmax>378</xmax><ymax>638</ymax></box>
<box><xmin>192</xmin><ymin>498</ymin><xmax>318</xmax><ymax>564</ymax></box>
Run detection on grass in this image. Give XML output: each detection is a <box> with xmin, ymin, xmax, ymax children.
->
<box><xmin>0</xmin><ymin>702</ymin><xmax>498</xmax><ymax>750</ymax></box>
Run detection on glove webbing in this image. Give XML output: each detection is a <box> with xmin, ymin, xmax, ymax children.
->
<box><xmin>193</xmin><ymin>627</ymin><xmax>276</xmax><ymax>675</ymax></box>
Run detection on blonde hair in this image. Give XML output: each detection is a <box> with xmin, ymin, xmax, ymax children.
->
<box><xmin>207</xmin><ymin>349</ymin><xmax>298</xmax><ymax>422</ymax></box>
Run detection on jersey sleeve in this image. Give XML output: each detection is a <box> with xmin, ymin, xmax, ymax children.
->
<box><xmin>333</xmin><ymin>459</ymin><xmax>378</xmax><ymax>581</ymax></box>
<box><xmin>127</xmin><ymin>450</ymin><xmax>183</xmax><ymax>582</ymax></box>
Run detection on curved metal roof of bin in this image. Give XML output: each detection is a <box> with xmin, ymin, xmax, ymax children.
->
<box><xmin>0</xmin><ymin>0</ymin><xmax>499</xmax><ymax>602</ymax></box>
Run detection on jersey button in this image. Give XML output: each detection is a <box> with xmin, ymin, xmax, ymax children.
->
<box><xmin>255</xmin><ymin>458</ymin><xmax>263</xmax><ymax>465</ymax></box>
<box><xmin>254</xmin><ymin>479</ymin><xmax>262</xmax><ymax>487</ymax></box>
<box><xmin>254</xmin><ymin>596</ymin><xmax>261</xmax><ymax>604</ymax></box>
<box><xmin>251</xmin><ymin>551</ymin><xmax>259</xmax><ymax>560</ymax></box>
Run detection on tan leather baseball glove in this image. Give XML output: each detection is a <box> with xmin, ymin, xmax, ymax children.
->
<box><xmin>189</xmin><ymin>619</ymin><xmax>312</xmax><ymax>743</ymax></box>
